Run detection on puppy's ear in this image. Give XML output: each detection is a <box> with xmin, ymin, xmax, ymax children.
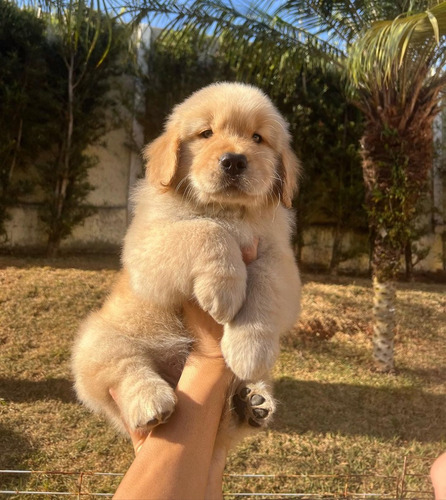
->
<box><xmin>143</xmin><ymin>128</ymin><xmax>180</xmax><ymax>190</ymax></box>
<box><xmin>278</xmin><ymin>147</ymin><xmax>301</xmax><ymax>209</ymax></box>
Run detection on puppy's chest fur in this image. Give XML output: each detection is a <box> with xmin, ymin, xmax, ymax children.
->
<box><xmin>141</xmin><ymin>186</ymin><xmax>287</xmax><ymax>248</ymax></box>
<box><xmin>120</xmin><ymin>188</ymin><xmax>291</xmax><ymax>336</ymax></box>
<box><xmin>188</xmin><ymin>211</ymin><xmax>258</xmax><ymax>247</ymax></box>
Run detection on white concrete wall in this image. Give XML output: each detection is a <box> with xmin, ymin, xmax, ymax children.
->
<box><xmin>3</xmin><ymin>122</ymin><xmax>141</xmax><ymax>252</ymax></box>
<box><xmin>301</xmin><ymin>226</ymin><xmax>445</xmax><ymax>273</ymax></box>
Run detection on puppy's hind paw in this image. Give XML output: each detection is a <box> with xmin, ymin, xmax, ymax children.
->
<box><xmin>232</xmin><ymin>382</ymin><xmax>276</xmax><ymax>428</ymax></box>
<box><xmin>137</xmin><ymin>408</ymin><xmax>173</xmax><ymax>432</ymax></box>
<box><xmin>122</xmin><ymin>380</ymin><xmax>177</xmax><ymax>436</ymax></box>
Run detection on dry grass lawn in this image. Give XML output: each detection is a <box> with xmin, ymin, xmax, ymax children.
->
<box><xmin>0</xmin><ymin>254</ymin><xmax>445</xmax><ymax>498</ymax></box>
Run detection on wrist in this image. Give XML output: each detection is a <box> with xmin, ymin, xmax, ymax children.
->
<box><xmin>189</xmin><ymin>346</ymin><xmax>225</xmax><ymax>360</ymax></box>
<box><xmin>186</xmin><ymin>351</ymin><xmax>227</xmax><ymax>367</ymax></box>
<box><xmin>184</xmin><ymin>353</ymin><xmax>232</xmax><ymax>384</ymax></box>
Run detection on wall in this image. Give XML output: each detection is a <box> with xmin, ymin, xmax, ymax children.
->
<box><xmin>3</xmin><ymin>119</ymin><xmax>141</xmax><ymax>253</ymax></box>
<box><xmin>301</xmin><ymin>226</ymin><xmax>445</xmax><ymax>274</ymax></box>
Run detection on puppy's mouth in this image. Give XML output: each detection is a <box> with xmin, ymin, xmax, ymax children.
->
<box><xmin>211</xmin><ymin>152</ymin><xmax>251</xmax><ymax>196</ymax></box>
<box><xmin>219</xmin><ymin>174</ymin><xmax>245</xmax><ymax>192</ymax></box>
<box><xmin>210</xmin><ymin>168</ymin><xmax>259</xmax><ymax>199</ymax></box>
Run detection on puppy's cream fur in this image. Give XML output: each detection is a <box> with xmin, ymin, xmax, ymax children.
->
<box><xmin>72</xmin><ymin>82</ymin><xmax>301</xmax><ymax>442</ymax></box>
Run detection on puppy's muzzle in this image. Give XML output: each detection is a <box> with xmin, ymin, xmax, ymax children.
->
<box><xmin>220</xmin><ymin>153</ymin><xmax>247</xmax><ymax>177</ymax></box>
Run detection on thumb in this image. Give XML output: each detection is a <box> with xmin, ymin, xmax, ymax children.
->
<box><xmin>109</xmin><ymin>388</ymin><xmax>146</xmax><ymax>455</ymax></box>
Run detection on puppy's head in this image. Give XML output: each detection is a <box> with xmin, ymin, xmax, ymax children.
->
<box><xmin>144</xmin><ymin>82</ymin><xmax>300</xmax><ymax>209</ymax></box>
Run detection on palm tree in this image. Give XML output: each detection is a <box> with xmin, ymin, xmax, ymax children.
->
<box><xmin>345</xmin><ymin>3</ymin><xmax>446</xmax><ymax>371</ymax></box>
<box><xmin>134</xmin><ymin>0</ymin><xmax>446</xmax><ymax>372</ymax></box>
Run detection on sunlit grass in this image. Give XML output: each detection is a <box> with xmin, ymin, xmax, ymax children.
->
<box><xmin>1</xmin><ymin>255</ymin><xmax>444</xmax><ymax>497</ymax></box>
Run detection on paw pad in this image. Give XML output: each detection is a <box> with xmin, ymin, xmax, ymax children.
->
<box><xmin>233</xmin><ymin>382</ymin><xmax>275</xmax><ymax>428</ymax></box>
<box><xmin>250</xmin><ymin>394</ymin><xmax>265</xmax><ymax>406</ymax></box>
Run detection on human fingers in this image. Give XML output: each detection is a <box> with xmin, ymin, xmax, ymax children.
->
<box><xmin>183</xmin><ymin>300</ymin><xmax>224</xmax><ymax>358</ymax></box>
<box><xmin>109</xmin><ymin>388</ymin><xmax>146</xmax><ymax>455</ymax></box>
<box><xmin>241</xmin><ymin>237</ymin><xmax>259</xmax><ymax>265</ymax></box>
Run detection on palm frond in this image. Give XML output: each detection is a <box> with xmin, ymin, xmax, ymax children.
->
<box><xmin>347</xmin><ymin>1</ymin><xmax>446</xmax><ymax>94</ymax></box>
<box><xmin>136</xmin><ymin>0</ymin><xmax>349</xmax><ymax>91</ymax></box>
<box><xmin>278</xmin><ymin>0</ymin><xmax>433</xmax><ymax>47</ymax></box>
<box><xmin>127</xmin><ymin>0</ymin><xmax>346</xmax><ymax>68</ymax></box>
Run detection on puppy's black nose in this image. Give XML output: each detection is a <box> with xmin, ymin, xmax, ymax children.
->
<box><xmin>220</xmin><ymin>153</ymin><xmax>247</xmax><ymax>176</ymax></box>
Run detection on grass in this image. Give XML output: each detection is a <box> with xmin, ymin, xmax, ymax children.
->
<box><xmin>0</xmin><ymin>254</ymin><xmax>445</xmax><ymax>498</ymax></box>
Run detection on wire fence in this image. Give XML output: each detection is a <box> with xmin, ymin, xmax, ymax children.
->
<box><xmin>0</xmin><ymin>456</ymin><xmax>435</xmax><ymax>499</ymax></box>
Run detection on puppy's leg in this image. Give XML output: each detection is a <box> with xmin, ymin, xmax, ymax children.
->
<box><xmin>221</xmin><ymin>244</ymin><xmax>301</xmax><ymax>380</ymax></box>
<box><xmin>73</xmin><ymin>316</ymin><xmax>177</xmax><ymax>435</ymax></box>
<box><xmin>123</xmin><ymin>219</ymin><xmax>247</xmax><ymax>324</ymax></box>
<box><xmin>113</xmin><ymin>363</ymin><xmax>177</xmax><ymax>435</ymax></box>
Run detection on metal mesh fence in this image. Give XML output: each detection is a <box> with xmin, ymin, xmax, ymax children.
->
<box><xmin>0</xmin><ymin>456</ymin><xmax>434</xmax><ymax>499</ymax></box>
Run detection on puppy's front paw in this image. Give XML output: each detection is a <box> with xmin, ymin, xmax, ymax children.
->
<box><xmin>194</xmin><ymin>268</ymin><xmax>247</xmax><ymax>324</ymax></box>
<box><xmin>233</xmin><ymin>381</ymin><xmax>276</xmax><ymax>428</ymax></box>
<box><xmin>121</xmin><ymin>379</ymin><xmax>177</xmax><ymax>435</ymax></box>
<box><xmin>221</xmin><ymin>325</ymin><xmax>278</xmax><ymax>380</ymax></box>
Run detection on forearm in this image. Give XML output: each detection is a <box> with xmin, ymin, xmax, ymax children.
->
<box><xmin>113</xmin><ymin>355</ymin><xmax>232</xmax><ymax>500</ymax></box>
<box><xmin>431</xmin><ymin>452</ymin><xmax>446</xmax><ymax>500</ymax></box>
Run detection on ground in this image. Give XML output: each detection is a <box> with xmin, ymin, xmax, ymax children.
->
<box><xmin>0</xmin><ymin>254</ymin><xmax>445</xmax><ymax>498</ymax></box>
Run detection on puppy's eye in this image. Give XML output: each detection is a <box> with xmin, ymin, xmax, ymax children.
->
<box><xmin>200</xmin><ymin>129</ymin><xmax>213</xmax><ymax>139</ymax></box>
<box><xmin>253</xmin><ymin>133</ymin><xmax>262</xmax><ymax>143</ymax></box>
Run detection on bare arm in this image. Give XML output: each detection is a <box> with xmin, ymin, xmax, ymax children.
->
<box><xmin>113</xmin><ymin>302</ymin><xmax>231</xmax><ymax>500</ymax></box>
<box><xmin>113</xmin><ymin>353</ymin><xmax>232</xmax><ymax>500</ymax></box>
<box><xmin>431</xmin><ymin>452</ymin><xmax>446</xmax><ymax>500</ymax></box>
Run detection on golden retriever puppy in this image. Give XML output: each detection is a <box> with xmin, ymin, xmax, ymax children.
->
<box><xmin>72</xmin><ymin>82</ymin><xmax>301</xmax><ymax>443</ymax></box>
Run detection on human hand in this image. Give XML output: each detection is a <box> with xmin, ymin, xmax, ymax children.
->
<box><xmin>241</xmin><ymin>237</ymin><xmax>259</xmax><ymax>266</ymax></box>
<box><xmin>109</xmin><ymin>388</ymin><xmax>146</xmax><ymax>455</ymax></box>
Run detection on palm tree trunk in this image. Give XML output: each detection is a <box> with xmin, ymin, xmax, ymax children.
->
<box><xmin>361</xmin><ymin>124</ymin><xmax>404</xmax><ymax>373</ymax></box>
<box><xmin>360</xmin><ymin>102</ymin><xmax>438</xmax><ymax>371</ymax></box>
<box><xmin>369</xmin><ymin>229</ymin><xmax>401</xmax><ymax>372</ymax></box>
<box><xmin>372</xmin><ymin>276</ymin><xmax>396</xmax><ymax>372</ymax></box>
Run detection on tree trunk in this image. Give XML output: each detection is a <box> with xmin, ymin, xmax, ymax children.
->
<box><xmin>372</xmin><ymin>277</ymin><xmax>396</xmax><ymax>372</ymax></box>
<box><xmin>46</xmin><ymin>237</ymin><xmax>59</xmax><ymax>258</ymax></box>
<box><xmin>329</xmin><ymin>224</ymin><xmax>343</xmax><ymax>275</ymax></box>
<box><xmin>357</xmin><ymin>70</ymin><xmax>441</xmax><ymax>373</ymax></box>
<box><xmin>46</xmin><ymin>55</ymin><xmax>75</xmax><ymax>257</ymax></box>
<box><xmin>369</xmin><ymin>230</ymin><xmax>401</xmax><ymax>372</ymax></box>
<box><xmin>8</xmin><ymin>118</ymin><xmax>23</xmax><ymax>189</ymax></box>
<box><xmin>404</xmin><ymin>241</ymin><xmax>414</xmax><ymax>281</ymax></box>
<box><xmin>360</xmin><ymin>122</ymin><xmax>406</xmax><ymax>373</ymax></box>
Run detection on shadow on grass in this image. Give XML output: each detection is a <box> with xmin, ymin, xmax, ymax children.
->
<box><xmin>0</xmin><ymin>377</ymin><xmax>76</xmax><ymax>404</ymax></box>
<box><xmin>273</xmin><ymin>377</ymin><xmax>446</xmax><ymax>443</ymax></box>
<box><xmin>0</xmin><ymin>424</ymin><xmax>33</xmax><ymax>469</ymax></box>
<box><xmin>303</xmin><ymin>272</ymin><xmax>446</xmax><ymax>293</ymax></box>
<box><xmin>0</xmin><ymin>253</ymin><xmax>120</xmax><ymax>271</ymax></box>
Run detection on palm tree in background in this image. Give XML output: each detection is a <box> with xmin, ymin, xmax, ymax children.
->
<box><xmin>134</xmin><ymin>0</ymin><xmax>446</xmax><ymax>372</ymax></box>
